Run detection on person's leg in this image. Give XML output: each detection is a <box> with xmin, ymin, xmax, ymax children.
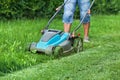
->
<box><xmin>83</xmin><ymin>22</ymin><xmax>90</xmax><ymax>42</ymax></box>
<box><xmin>83</xmin><ymin>22</ymin><xmax>90</xmax><ymax>38</ymax></box>
<box><xmin>78</xmin><ymin>0</ymin><xmax>90</xmax><ymax>42</ymax></box>
<box><xmin>63</xmin><ymin>0</ymin><xmax>77</xmax><ymax>33</ymax></box>
<box><xmin>64</xmin><ymin>23</ymin><xmax>71</xmax><ymax>32</ymax></box>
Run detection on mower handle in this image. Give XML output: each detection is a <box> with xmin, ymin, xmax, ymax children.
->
<box><xmin>45</xmin><ymin>0</ymin><xmax>69</xmax><ymax>29</ymax></box>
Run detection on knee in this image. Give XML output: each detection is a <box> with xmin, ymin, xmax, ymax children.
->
<box><xmin>80</xmin><ymin>12</ymin><xmax>90</xmax><ymax>23</ymax></box>
<box><xmin>63</xmin><ymin>11</ymin><xmax>74</xmax><ymax>23</ymax></box>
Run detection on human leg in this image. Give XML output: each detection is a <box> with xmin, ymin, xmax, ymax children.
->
<box><xmin>63</xmin><ymin>0</ymin><xmax>77</xmax><ymax>33</ymax></box>
<box><xmin>64</xmin><ymin>23</ymin><xmax>71</xmax><ymax>32</ymax></box>
<box><xmin>83</xmin><ymin>22</ymin><xmax>90</xmax><ymax>38</ymax></box>
<box><xmin>78</xmin><ymin>0</ymin><xmax>90</xmax><ymax>42</ymax></box>
<box><xmin>83</xmin><ymin>22</ymin><xmax>90</xmax><ymax>42</ymax></box>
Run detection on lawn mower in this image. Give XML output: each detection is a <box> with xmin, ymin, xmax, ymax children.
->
<box><xmin>27</xmin><ymin>0</ymin><xmax>95</xmax><ymax>56</ymax></box>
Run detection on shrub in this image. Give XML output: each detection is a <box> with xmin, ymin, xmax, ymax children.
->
<box><xmin>0</xmin><ymin>0</ymin><xmax>119</xmax><ymax>19</ymax></box>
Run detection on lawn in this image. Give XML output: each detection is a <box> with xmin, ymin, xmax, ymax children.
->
<box><xmin>0</xmin><ymin>14</ymin><xmax>120</xmax><ymax>80</ymax></box>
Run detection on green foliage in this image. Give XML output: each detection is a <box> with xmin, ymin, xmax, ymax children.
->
<box><xmin>92</xmin><ymin>0</ymin><xmax>120</xmax><ymax>14</ymax></box>
<box><xmin>0</xmin><ymin>0</ymin><xmax>46</xmax><ymax>19</ymax></box>
<box><xmin>0</xmin><ymin>0</ymin><xmax>120</xmax><ymax>19</ymax></box>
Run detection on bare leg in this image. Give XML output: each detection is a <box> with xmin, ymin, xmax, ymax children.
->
<box><xmin>83</xmin><ymin>22</ymin><xmax>90</xmax><ymax>42</ymax></box>
<box><xmin>64</xmin><ymin>23</ymin><xmax>71</xmax><ymax>33</ymax></box>
<box><xmin>83</xmin><ymin>22</ymin><xmax>90</xmax><ymax>38</ymax></box>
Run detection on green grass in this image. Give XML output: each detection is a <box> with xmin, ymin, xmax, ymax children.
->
<box><xmin>0</xmin><ymin>19</ymin><xmax>55</xmax><ymax>75</ymax></box>
<box><xmin>0</xmin><ymin>15</ymin><xmax>120</xmax><ymax>80</ymax></box>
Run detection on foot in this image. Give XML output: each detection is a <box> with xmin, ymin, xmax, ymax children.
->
<box><xmin>84</xmin><ymin>37</ymin><xmax>90</xmax><ymax>43</ymax></box>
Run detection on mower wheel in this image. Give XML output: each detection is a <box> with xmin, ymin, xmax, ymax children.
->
<box><xmin>45</xmin><ymin>46</ymin><xmax>53</xmax><ymax>55</ymax></box>
<box><xmin>73</xmin><ymin>37</ymin><xmax>83</xmax><ymax>53</ymax></box>
<box><xmin>54</xmin><ymin>46</ymin><xmax>63</xmax><ymax>57</ymax></box>
<box><xmin>25</xmin><ymin>43</ymin><xmax>31</xmax><ymax>51</ymax></box>
<box><xmin>30</xmin><ymin>42</ymin><xmax>37</xmax><ymax>53</ymax></box>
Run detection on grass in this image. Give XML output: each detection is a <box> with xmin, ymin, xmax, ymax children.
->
<box><xmin>0</xmin><ymin>14</ymin><xmax>120</xmax><ymax>80</ymax></box>
<box><xmin>0</xmin><ymin>19</ymin><xmax>55</xmax><ymax>75</ymax></box>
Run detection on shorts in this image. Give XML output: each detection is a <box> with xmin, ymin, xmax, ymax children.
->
<box><xmin>63</xmin><ymin>0</ymin><xmax>90</xmax><ymax>24</ymax></box>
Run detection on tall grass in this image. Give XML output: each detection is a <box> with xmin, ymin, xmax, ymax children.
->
<box><xmin>0</xmin><ymin>19</ymin><xmax>56</xmax><ymax>75</ymax></box>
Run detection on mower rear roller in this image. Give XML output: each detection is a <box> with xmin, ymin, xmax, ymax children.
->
<box><xmin>73</xmin><ymin>37</ymin><xmax>83</xmax><ymax>53</ymax></box>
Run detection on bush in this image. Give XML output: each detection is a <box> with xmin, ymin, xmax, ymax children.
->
<box><xmin>0</xmin><ymin>0</ymin><xmax>119</xmax><ymax>19</ymax></box>
<box><xmin>92</xmin><ymin>0</ymin><xmax>120</xmax><ymax>15</ymax></box>
<box><xmin>0</xmin><ymin>0</ymin><xmax>46</xmax><ymax>19</ymax></box>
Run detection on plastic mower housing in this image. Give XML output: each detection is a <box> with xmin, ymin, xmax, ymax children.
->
<box><xmin>28</xmin><ymin>29</ymin><xmax>83</xmax><ymax>56</ymax></box>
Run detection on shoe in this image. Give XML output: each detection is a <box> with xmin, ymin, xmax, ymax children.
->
<box><xmin>84</xmin><ymin>37</ymin><xmax>90</xmax><ymax>43</ymax></box>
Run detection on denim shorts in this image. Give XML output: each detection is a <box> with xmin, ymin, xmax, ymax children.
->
<box><xmin>63</xmin><ymin>0</ymin><xmax>90</xmax><ymax>24</ymax></box>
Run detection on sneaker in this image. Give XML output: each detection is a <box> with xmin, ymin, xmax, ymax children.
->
<box><xmin>84</xmin><ymin>37</ymin><xmax>90</xmax><ymax>43</ymax></box>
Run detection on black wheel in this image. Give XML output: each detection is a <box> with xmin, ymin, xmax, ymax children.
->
<box><xmin>54</xmin><ymin>46</ymin><xmax>63</xmax><ymax>57</ymax></box>
<box><xmin>73</xmin><ymin>37</ymin><xmax>83</xmax><ymax>53</ymax></box>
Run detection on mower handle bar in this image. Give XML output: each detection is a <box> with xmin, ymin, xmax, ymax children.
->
<box><xmin>45</xmin><ymin>0</ymin><xmax>69</xmax><ymax>29</ymax></box>
<box><xmin>72</xmin><ymin>0</ymin><xmax>95</xmax><ymax>33</ymax></box>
